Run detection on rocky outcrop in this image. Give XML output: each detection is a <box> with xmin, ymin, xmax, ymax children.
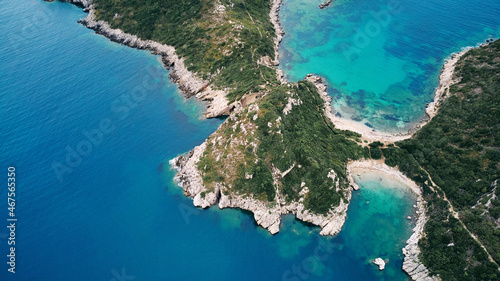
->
<box><xmin>319</xmin><ymin>0</ymin><xmax>333</xmax><ymax>9</ymax></box>
<box><xmin>305</xmin><ymin>74</ymin><xmax>332</xmax><ymax>115</ymax></box>
<box><xmin>66</xmin><ymin>0</ymin><xmax>232</xmax><ymax>118</ymax></box>
<box><xmin>195</xmin><ymin>87</ymin><xmax>235</xmax><ymax>118</ymax></box>
<box><xmin>45</xmin><ymin>0</ymin><xmax>92</xmax><ymax>9</ymax></box>
<box><xmin>69</xmin><ymin>0</ymin><xmax>92</xmax><ymax>10</ymax></box>
<box><xmin>171</xmin><ymin>110</ymin><xmax>351</xmax><ymax>235</ymax></box>
<box><xmin>265</xmin><ymin>0</ymin><xmax>287</xmax><ymax>84</ymax></box>
<box><xmin>400</xmin><ymin>179</ymin><xmax>441</xmax><ymax>280</ymax></box>
<box><xmin>373</xmin><ymin>258</ymin><xmax>386</xmax><ymax>271</ymax></box>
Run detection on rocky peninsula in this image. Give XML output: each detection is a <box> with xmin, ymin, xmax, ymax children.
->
<box><xmin>170</xmin><ymin>83</ymin><xmax>354</xmax><ymax>236</ymax></box>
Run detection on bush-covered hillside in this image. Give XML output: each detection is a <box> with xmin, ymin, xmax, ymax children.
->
<box><xmin>93</xmin><ymin>0</ymin><xmax>277</xmax><ymax>101</ymax></box>
<box><xmin>385</xmin><ymin>40</ymin><xmax>500</xmax><ymax>280</ymax></box>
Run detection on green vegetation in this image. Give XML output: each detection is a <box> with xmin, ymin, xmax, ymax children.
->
<box><xmin>197</xmin><ymin>81</ymin><xmax>365</xmax><ymax>213</ymax></box>
<box><xmin>384</xmin><ymin>40</ymin><xmax>500</xmax><ymax>280</ymax></box>
<box><xmin>249</xmin><ymin>81</ymin><xmax>365</xmax><ymax>213</ymax></box>
<box><xmin>90</xmin><ymin>0</ymin><xmax>367</xmax><ymax>213</ymax></box>
<box><xmin>93</xmin><ymin>0</ymin><xmax>277</xmax><ymax>101</ymax></box>
<box><xmin>422</xmin><ymin>193</ymin><xmax>499</xmax><ymax>280</ymax></box>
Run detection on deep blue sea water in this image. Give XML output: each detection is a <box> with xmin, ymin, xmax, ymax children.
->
<box><xmin>279</xmin><ymin>0</ymin><xmax>500</xmax><ymax>133</ymax></box>
<box><xmin>0</xmin><ymin>1</ymin><xmax>432</xmax><ymax>280</ymax></box>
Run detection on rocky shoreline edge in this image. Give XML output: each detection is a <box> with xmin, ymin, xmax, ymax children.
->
<box><xmin>166</xmin><ymin>0</ymin><xmax>353</xmax><ymax>238</ymax></box>
<box><xmin>165</xmin><ymin>1</ymin><xmax>351</xmax><ymax>237</ymax></box>
<box><xmin>424</xmin><ymin>48</ymin><xmax>471</xmax><ymax>119</ymax></box>
<box><xmin>56</xmin><ymin>0</ymin><xmax>233</xmax><ymax>118</ymax></box>
<box><xmin>171</xmin><ymin>74</ymin><xmax>439</xmax><ymax>280</ymax></box>
<box><xmin>319</xmin><ymin>0</ymin><xmax>333</xmax><ymax>9</ymax></box>
<box><xmin>266</xmin><ymin>0</ymin><xmax>286</xmax><ymax>83</ymax></box>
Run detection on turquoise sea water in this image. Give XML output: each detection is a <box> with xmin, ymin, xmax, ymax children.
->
<box><xmin>279</xmin><ymin>0</ymin><xmax>500</xmax><ymax>132</ymax></box>
<box><xmin>0</xmin><ymin>1</ymin><xmax>443</xmax><ymax>280</ymax></box>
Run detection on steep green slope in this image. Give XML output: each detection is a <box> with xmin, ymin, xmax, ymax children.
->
<box><xmin>197</xmin><ymin>80</ymin><xmax>365</xmax><ymax>214</ymax></box>
<box><xmin>385</xmin><ymin>40</ymin><xmax>500</xmax><ymax>280</ymax></box>
<box><xmin>93</xmin><ymin>0</ymin><xmax>276</xmax><ymax>101</ymax></box>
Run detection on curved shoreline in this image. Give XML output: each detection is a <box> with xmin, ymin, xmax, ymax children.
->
<box><xmin>326</xmin><ymin>48</ymin><xmax>470</xmax><ymax>144</ymax></box>
<box><xmin>308</xmin><ymin>74</ymin><xmax>440</xmax><ymax>280</ymax></box>
<box><xmin>170</xmin><ymin>104</ymin><xmax>352</xmax><ymax>236</ymax></box>
<box><xmin>167</xmin><ymin>1</ymin><xmax>351</xmax><ymax>237</ymax></box>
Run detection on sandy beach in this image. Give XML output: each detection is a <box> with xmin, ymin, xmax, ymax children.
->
<box><xmin>347</xmin><ymin>160</ymin><xmax>422</xmax><ymax>196</ymax></box>
<box><xmin>330</xmin><ymin>115</ymin><xmax>413</xmax><ymax>144</ymax></box>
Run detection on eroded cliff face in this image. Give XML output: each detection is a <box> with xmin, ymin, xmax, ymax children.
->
<box><xmin>403</xmin><ymin>213</ymin><xmax>440</xmax><ymax>281</ymax></box>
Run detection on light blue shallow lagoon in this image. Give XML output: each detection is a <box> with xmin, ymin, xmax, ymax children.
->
<box><xmin>0</xmin><ymin>0</ymin><xmax>493</xmax><ymax>280</ymax></box>
<box><xmin>279</xmin><ymin>0</ymin><xmax>500</xmax><ymax>133</ymax></box>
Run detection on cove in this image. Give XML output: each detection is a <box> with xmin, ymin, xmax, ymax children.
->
<box><xmin>278</xmin><ymin>0</ymin><xmax>500</xmax><ymax>133</ymax></box>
